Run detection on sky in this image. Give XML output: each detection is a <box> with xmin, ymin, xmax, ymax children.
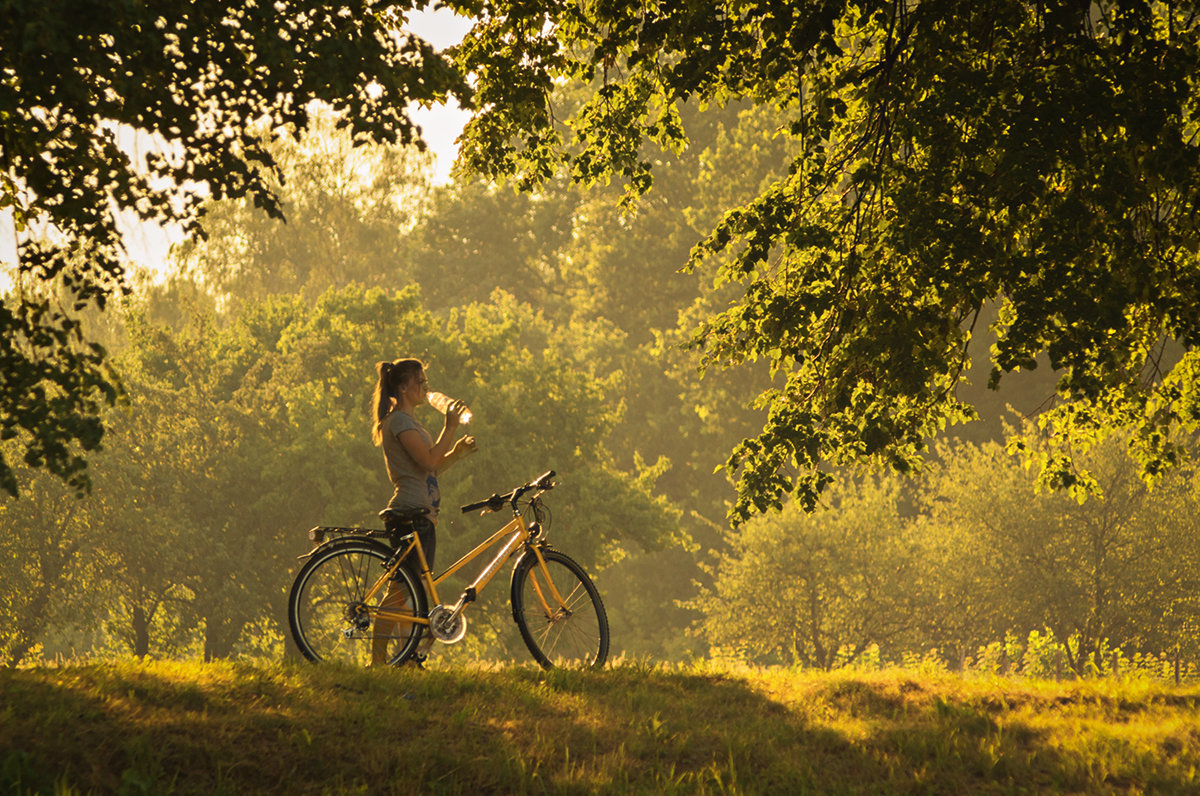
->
<box><xmin>406</xmin><ymin>7</ymin><xmax>475</xmax><ymax>183</ymax></box>
<box><xmin>1</xmin><ymin>7</ymin><xmax>474</xmax><ymax>278</ymax></box>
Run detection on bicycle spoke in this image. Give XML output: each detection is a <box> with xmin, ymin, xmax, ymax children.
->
<box><xmin>334</xmin><ymin>549</ymin><xmax>369</xmax><ymax>603</ymax></box>
<box><xmin>543</xmin><ymin>609</ymin><xmax>597</xmax><ymax>657</ymax></box>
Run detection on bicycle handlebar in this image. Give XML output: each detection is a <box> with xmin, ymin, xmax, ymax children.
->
<box><xmin>461</xmin><ymin>470</ymin><xmax>556</xmax><ymax>514</ymax></box>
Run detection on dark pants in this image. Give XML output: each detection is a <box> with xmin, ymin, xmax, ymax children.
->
<box><xmin>415</xmin><ymin>517</ymin><xmax>436</xmax><ymax>571</ymax></box>
<box><xmin>387</xmin><ymin>516</ymin><xmax>436</xmax><ymax>571</ymax></box>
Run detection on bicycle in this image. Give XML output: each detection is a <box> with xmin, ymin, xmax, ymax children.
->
<box><xmin>287</xmin><ymin>470</ymin><xmax>609</xmax><ymax>669</ymax></box>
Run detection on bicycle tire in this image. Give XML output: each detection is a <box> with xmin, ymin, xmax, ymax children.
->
<box><xmin>288</xmin><ymin>538</ymin><xmax>427</xmax><ymax>666</ymax></box>
<box><xmin>510</xmin><ymin>547</ymin><xmax>609</xmax><ymax>669</ymax></box>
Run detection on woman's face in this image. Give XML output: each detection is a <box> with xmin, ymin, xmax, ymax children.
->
<box><xmin>402</xmin><ymin>369</ymin><xmax>428</xmax><ymax>404</ymax></box>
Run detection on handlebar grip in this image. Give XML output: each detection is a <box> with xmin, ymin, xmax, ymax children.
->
<box><xmin>531</xmin><ymin>470</ymin><xmax>556</xmax><ymax>489</ymax></box>
<box><xmin>461</xmin><ymin>493</ymin><xmax>503</xmax><ymax>514</ymax></box>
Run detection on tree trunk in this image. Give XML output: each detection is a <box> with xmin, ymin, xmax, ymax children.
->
<box><xmin>132</xmin><ymin>604</ymin><xmax>151</xmax><ymax>659</ymax></box>
<box><xmin>203</xmin><ymin>614</ymin><xmax>240</xmax><ymax>661</ymax></box>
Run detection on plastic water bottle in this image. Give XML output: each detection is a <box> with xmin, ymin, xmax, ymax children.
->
<box><xmin>427</xmin><ymin>390</ymin><xmax>472</xmax><ymax>424</ymax></box>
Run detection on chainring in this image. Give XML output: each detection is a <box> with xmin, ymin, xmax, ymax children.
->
<box><xmin>427</xmin><ymin>604</ymin><xmax>467</xmax><ymax>643</ymax></box>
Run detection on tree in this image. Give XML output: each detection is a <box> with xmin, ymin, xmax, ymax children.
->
<box><xmin>102</xmin><ymin>310</ymin><xmax>305</xmax><ymax>660</ymax></box>
<box><xmin>404</xmin><ymin>176</ymin><xmax>580</xmax><ymax>314</ymax></box>
<box><xmin>0</xmin><ymin>451</ymin><xmax>103</xmax><ymax>666</ymax></box>
<box><xmin>919</xmin><ymin>433</ymin><xmax>1200</xmax><ymax>674</ymax></box>
<box><xmin>696</xmin><ymin>476</ymin><xmax>918</xmax><ymax>668</ymax></box>
<box><xmin>1</xmin><ymin>0</ymin><xmax>467</xmax><ymax>495</ymax></box>
<box><xmin>86</xmin><ymin>378</ymin><xmax>202</xmax><ymax>660</ymax></box>
<box><xmin>452</xmin><ymin>0</ymin><xmax>1200</xmax><ymax>520</ymax></box>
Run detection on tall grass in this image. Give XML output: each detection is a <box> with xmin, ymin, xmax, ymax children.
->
<box><xmin>2</xmin><ymin>660</ymin><xmax>1199</xmax><ymax>794</ymax></box>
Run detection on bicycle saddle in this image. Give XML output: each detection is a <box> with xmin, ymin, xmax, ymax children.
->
<box><xmin>378</xmin><ymin>506</ymin><xmax>430</xmax><ymax>525</ymax></box>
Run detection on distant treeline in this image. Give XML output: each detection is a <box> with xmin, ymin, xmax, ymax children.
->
<box><xmin>700</xmin><ymin>433</ymin><xmax>1200</xmax><ymax>676</ymax></box>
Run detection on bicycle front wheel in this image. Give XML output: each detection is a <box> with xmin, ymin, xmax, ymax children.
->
<box><xmin>510</xmin><ymin>548</ymin><xmax>609</xmax><ymax>669</ymax></box>
<box><xmin>288</xmin><ymin>539</ymin><xmax>427</xmax><ymax>666</ymax></box>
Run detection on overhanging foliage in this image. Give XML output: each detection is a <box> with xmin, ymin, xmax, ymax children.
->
<box><xmin>454</xmin><ymin>0</ymin><xmax>1200</xmax><ymax>520</ymax></box>
<box><xmin>0</xmin><ymin>0</ymin><xmax>467</xmax><ymax>495</ymax></box>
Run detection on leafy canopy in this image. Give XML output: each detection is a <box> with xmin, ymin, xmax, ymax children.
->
<box><xmin>452</xmin><ymin>0</ymin><xmax>1200</xmax><ymax>521</ymax></box>
<box><xmin>0</xmin><ymin>0</ymin><xmax>467</xmax><ymax>495</ymax></box>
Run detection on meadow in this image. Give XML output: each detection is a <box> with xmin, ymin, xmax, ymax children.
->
<box><xmin>3</xmin><ymin>660</ymin><xmax>1199</xmax><ymax>794</ymax></box>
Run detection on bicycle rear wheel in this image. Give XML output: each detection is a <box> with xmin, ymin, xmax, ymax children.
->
<box><xmin>288</xmin><ymin>539</ymin><xmax>427</xmax><ymax>666</ymax></box>
<box><xmin>510</xmin><ymin>547</ymin><xmax>609</xmax><ymax>669</ymax></box>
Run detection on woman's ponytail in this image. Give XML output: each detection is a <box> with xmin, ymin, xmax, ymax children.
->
<box><xmin>370</xmin><ymin>358</ymin><xmax>425</xmax><ymax>445</ymax></box>
<box><xmin>370</xmin><ymin>361</ymin><xmax>393</xmax><ymax>445</ymax></box>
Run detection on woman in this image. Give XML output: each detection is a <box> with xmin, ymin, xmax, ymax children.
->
<box><xmin>370</xmin><ymin>358</ymin><xmax>476</xmax><ymax>665</ymax></box>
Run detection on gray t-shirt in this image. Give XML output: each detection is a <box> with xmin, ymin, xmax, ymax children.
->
<box><xmin>381</xmin><ymin>410</ymin><xmax>440</xmax><ymax>524</ymax></box>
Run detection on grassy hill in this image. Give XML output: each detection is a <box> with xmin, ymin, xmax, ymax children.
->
<box><xmin>2</xmin><ymin>660</ymin><xmax>1199</xmax><ymax>794</ymax></box>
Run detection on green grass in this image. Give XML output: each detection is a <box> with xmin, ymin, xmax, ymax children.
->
<box><xmin>2</xmin><ymin>660</ymin><xmax>1199</xmax><ymax>794</ymax></box>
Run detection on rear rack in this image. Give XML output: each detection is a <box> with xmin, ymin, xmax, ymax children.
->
<box><xmin>307</xmin><ymin>525</ymin><xmax>390</xmax><ymax>545</ymax></box>
<box><xmin>298</xmin><ymin>525</ymin><xmax>405</xmax><ymax>560</ymax></box>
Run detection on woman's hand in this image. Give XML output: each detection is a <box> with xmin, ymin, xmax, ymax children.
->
<box><xmin>444</xmin><ymin>399</ymin><xmax>468</xmax><ymax>427</ymax></box>
<box><xmin>452</xmin><ymin>435</ymin><xmax>478</xmax><ymax>458</ymax></box>
<box><xmin>437</xmin><ymin>434</ymin><xmax>477</xmax><ymax>473</ymax></box>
